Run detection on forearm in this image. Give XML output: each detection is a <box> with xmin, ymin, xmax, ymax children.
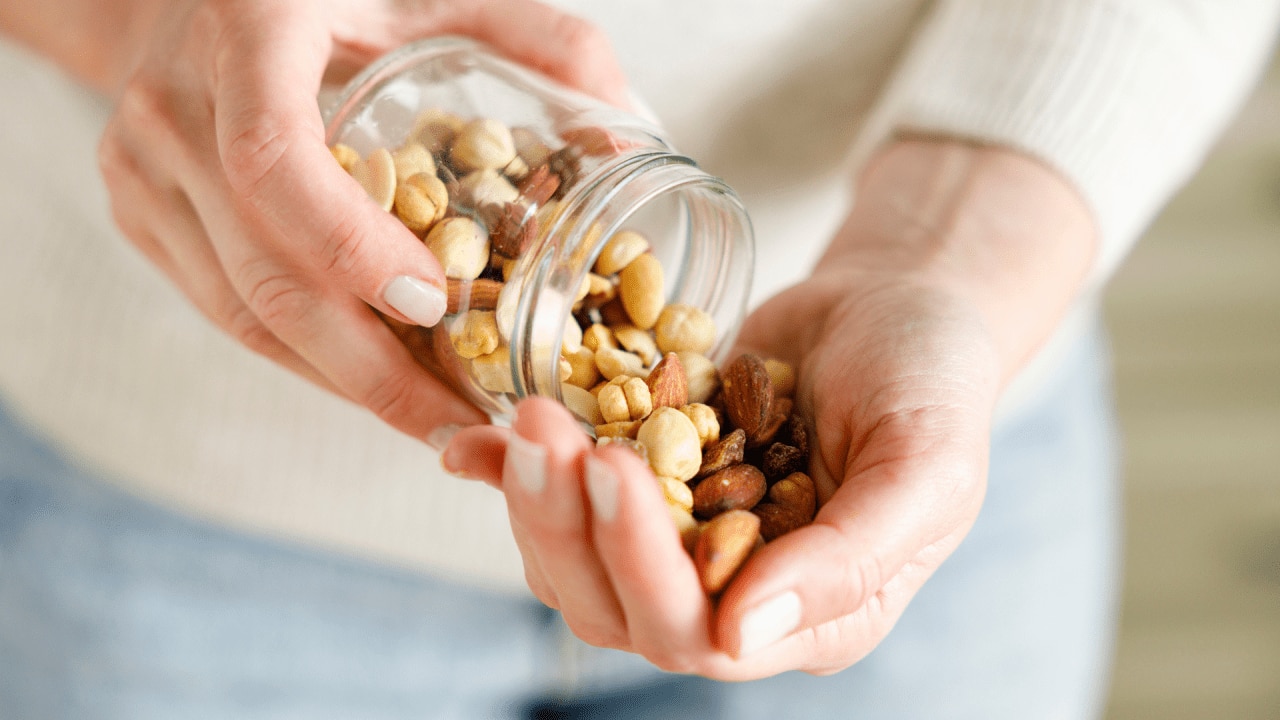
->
<box><xmin>820</xmin><ymin>138</ymin><xmax>1097</xmax><ymax>385</ymax></box>
<box><xmin>0</xmin><ymin>0</ymin><xmax>163</xmax><ymax>93</ymax></box>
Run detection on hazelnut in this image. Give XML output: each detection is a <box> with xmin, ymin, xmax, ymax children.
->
<box><xmin>655</xmin><ymin>304</ymin><xmax>716</xmax><ymax>355</ymax></box>
<box><xmin>636</xmin><ymin>407</ymin><xmax>702</xmax><ymax>482</ymax></box>
<box><xmin>676</xmin><ymin>352</ymin><xmax>719</xmax><ymax>405</ymax></box>
<box><xmin>393</xmin><ymin>172</ymin><xmax>449</xmax><ymax>235</ymax></box>
<box><xmin>391</xmin><ymin>142</ymin><xmax>436</xmax><ymax>182</ymax></box>
<box><xmin>451</xmin><ymin>118</ymin><xmax>517</xmax><ymax>173</ymax></box>
<box><xmin>680</xmin><ymin>403</ymin><xmax>720</xmax><ymax>448</ymax></box>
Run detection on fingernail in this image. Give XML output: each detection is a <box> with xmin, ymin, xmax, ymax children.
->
<box><xmin>384</xmin><ymin>275</ymin><xmax>447</xmax><ymax>327</ymax></box>
<box><xmin>738</xmin><ymin>591</ymin><xmax>802</xmax><ymax>657</ymax></box>
<box><xmin>506</xmin><ymin>432</ymin><xmax>546</xmax><ymax>494</ymax></box>
<box><xmin>585</xmin><ymin>455</ymin><xmax>619</xmax><ymax>522</ymax></box>
<box><xmin>426</xmin><ymin>423</ymin><xmax>462</xmax><ymax>453</ymax></box>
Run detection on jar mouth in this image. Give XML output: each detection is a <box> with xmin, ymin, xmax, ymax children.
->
<box><xmin>509</xmin><ymin>153</ymin><xmax>755</xmax><ymax>406</ymax></box>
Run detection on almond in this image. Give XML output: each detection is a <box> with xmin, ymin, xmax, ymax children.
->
<box><xmin>446</xmin><ymin>278</ymin><xmax>503</xmax><ymax>314</ymax></box>
<box><xmin>646</xmin><ymin>353</ymin><xmax>688</xmax><ymax>409</ymax></box>
<box><xmin>479</xmin><ymin>201</ymin><xmax>536</xmax><ymax>258</ymax></box>
<box><xmin>721</xmin><ymin>354</ymin><xmax>774</xmax><ymax>444</ymax></box>
<box><xmin>692</xmin><ymin>463</ymin><xmax>766</xmax><ymax>519</ymax></box>
<box><xmin>516</xmin><ymin>163</ymin><xmax>560</xmax><ymax>206</ymax></box>
<box><xmin>694</xmin><ymin>509</ymin><xmax>760</xmax><ymax>594</ymax></box>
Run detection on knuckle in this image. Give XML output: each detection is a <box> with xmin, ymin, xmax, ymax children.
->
<box><xmin>565</xmin><ymin>619</ymin><xmax>627</xmax><ymax>650</ymax></box>
<box><xmin>241</xmin><ymin>265</ymin><xmax>314</xmax><ymax>331</ymax></box>
<box><xmin>316</xmin><ymin>213</ymin><xmax>369</xmax><ymax>281</ymax></box>
<box><xmin>548</xmin><ymin>14</ymin><xmax>609</xmax><ymax>56</ymax></box>
<box><xmin>223</xmin><ymin>301</ymin><xmax>279</xmax><ymax>355</ymax></box>
<box><xmin>221</xmin><ymin>117</ymin><xmax>292</xmax><ymax>200</ymax></box>
<box><xmin>361</xmin><ymin>368</ymin><xmax>422</xmax><ymax>427</ymax></box>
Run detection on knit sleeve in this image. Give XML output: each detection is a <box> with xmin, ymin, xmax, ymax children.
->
<box><xmin>863</xmin><ymin>0</ymin><xmax>1280</xmax><ymax>281</ymax></box>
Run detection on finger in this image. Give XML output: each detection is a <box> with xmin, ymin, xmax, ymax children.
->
<box><xmin>442</xmin><ymin>425</ymin><xmax>510</xmax><ymax>488</ymax></box>
<box><xmin>716</xmin><ymin>413</ymin><xmax>987</xmax><ymax>660</ymax></box>
<box><xmin>583</xmin><ymin>447</ymin><xmax>723</xmax><ymax>672</ymax></box>
<box><xmin>99</xmin><ymin>127</ymin><xmax>339</xmax><ymax>392</ymax></box>
<box><xmin>462</xmin><ymin>0</ymin><xmax>631</xmax><ymax>108</ymax></box>
<box><xmin>187</xmin><ymin>176</ymin><xmax>485</xmax><ymax>439</ymax></box>
<box><xmin>211</xmin><ymin>2</ymin><xmax>450</xmax><ymax>330</ymax></box>
<box><xmin>503</xmin><ymin>397</ymin><xmax>628</xmax><ymax>649</ymax></box>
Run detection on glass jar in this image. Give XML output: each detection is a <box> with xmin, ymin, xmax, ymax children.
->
<box><xmin>323</xmin><ymin>37</ymin><xmax>754</xmax><ymax>424</ymax></box>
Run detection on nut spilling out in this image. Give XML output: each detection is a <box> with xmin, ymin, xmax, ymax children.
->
<box><xmin>333</xmin><ymin>112</ymin><xmax>814</xmax><ymax>596</ymax></box>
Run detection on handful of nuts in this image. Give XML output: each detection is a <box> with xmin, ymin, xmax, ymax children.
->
<box><xmin>334</xmin><ymin>111</ymin><xmax>812</xmax><ymax>596</ymax></box>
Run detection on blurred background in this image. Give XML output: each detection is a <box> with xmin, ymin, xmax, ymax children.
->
<box><xmin>1102</xmin><ymin>55</ymin><xmax>1280</xmax><ymax>718</ymax></box>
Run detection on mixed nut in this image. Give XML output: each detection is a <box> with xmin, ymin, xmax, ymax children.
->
<box><xmin>333</xmin><ymin>110</ymin><xmax>815</xmax><ymax>596</ymax></box>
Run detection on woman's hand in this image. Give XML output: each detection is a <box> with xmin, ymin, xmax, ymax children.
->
<box><xmin>92</xmin><ymin>0</ymin><xmax>629</xmax><ymax>440</ymax></box>
<box><xmin>442</xmin><ymin>139</ymin><xmax>1098</xmax><ymax>679</ymax></box>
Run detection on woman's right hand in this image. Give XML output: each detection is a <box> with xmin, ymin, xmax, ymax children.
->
<box><xmin>97</xmin><ymin>0</ymin><xmax>630</xmax><ymax>442</ymax></box>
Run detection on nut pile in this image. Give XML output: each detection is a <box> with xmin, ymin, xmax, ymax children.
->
<box><xmin>333</xmin><ymin>111</ymin><xmax>815</xmax><ymax>596</ymax></box>
<box><xmin>608</xmin><ymin>351</ymin><xmax>817</xmax><ymax>595</ymax></box>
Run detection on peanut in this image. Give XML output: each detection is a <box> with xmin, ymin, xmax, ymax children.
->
<box><xmin>618</xmin><ymin>253</ymin><xmax>665</xmax><ymax>330</ymax></box>
<box><xmin>680</xmin><ymin>403</ymin><xmax>720</xmax><ymax>448</ymax></box>
<box><xmin>594</xmin><ymin>230</ymin><xmax>650</xmax><ymax>276</ymax></box>
<box><xmin>394</xmin><ymin>172</ymin><xmax>449</xmax><ymax>235</ymax></box>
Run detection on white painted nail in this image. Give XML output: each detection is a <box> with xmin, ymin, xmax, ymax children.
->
<box><xmin>738</xmin><ymin>591</ymin><xmax>802</xmax><ymax>657</ymax></box>
<box><xmin>384</xmin><ymin>275</ymin><xmax>447</xmax><ymax>327</ymax></box>
<box><xmin>425</xmin><ymin>423</ymin><xmax>462</xmax><ymax>452</ymax></box>
<box><xmin>585</xmin><ymin>455</ymin><xmax>619</xmax><ymax>522</ymax></box>
<box><xmin>506</xmin><ymin>432</ymin><xmax>546</xmax><ymax>494</ymax></box>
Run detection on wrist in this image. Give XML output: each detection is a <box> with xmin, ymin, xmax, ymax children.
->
<box><xmin>817</xmin><ymin>137</ymin><xmax>1098</xmax><ymax>384</ymax></box>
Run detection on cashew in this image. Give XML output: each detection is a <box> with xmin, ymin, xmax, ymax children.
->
<box><xmin>595</xmin><ymin>348</ymin><xmax>646</xmax><ymax>380</ymax></box>
<box><xmin>426</xmin><ymin>217</ymin><xmax>489</xmax><ymax>280</ymax></box>
<box><xmin>561</xmin><ymin>383</ymin><xmax>604</xmax><ymax>425</ymax></box>
<box><xmin>449</xmin><ymin>310</ymin><xmax>500</xmax><ymax>360</ymax></box>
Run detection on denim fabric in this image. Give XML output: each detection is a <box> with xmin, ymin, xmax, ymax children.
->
<box><xmin>0</xmin><ymin>327</ymin><xmax>1119</xmax><ymax>720</ymax></box>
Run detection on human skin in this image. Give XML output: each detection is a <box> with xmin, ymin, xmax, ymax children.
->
<box><xmin>0</xmin><ymin>0</ymin><xmax>631</xmax><ymax>442</ymax></box>
<box><xmin>443</xmin><ymin>137</ymin><xmax>1098</xmax><ymax>679</ymax></box>
<box><xmin>4</xmin><ymin>0</ymin><xmax>1098</xmax><ymax>681</ymax></box>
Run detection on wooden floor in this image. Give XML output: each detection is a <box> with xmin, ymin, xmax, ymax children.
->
<box><xmin>1102</xmin><ymin>57</ymin><xmax>1280</xmax><ymax>719</ymax></box>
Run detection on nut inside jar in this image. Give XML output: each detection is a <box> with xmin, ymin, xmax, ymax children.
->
<box><xmin>334</xmin><ymin>110</ymin><xmax>797</xmax><ymax>595</ymax></box>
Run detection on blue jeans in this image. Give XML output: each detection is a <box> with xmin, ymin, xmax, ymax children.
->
<box><xmin>0</xmin><ymin>328</ymin><xmax>1119</xmax><ymax>720</ymax></box>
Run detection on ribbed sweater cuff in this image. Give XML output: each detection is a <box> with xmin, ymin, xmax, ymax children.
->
<box><xmin>883</xmin><ymin>0</ymin><xmax>1280</xmax><ymax>282</ymax></box>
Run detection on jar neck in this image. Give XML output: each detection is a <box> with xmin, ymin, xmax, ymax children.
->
<box><xmin>509</xmin><ymin>152</ymin><xmax>755</xmax><ymax>401</ymax></box>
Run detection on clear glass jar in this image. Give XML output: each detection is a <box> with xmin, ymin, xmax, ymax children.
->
<box><xmin>323</xmin><ymin>37</ymin><xmax>754</xmax><ymax>424</ymax></box>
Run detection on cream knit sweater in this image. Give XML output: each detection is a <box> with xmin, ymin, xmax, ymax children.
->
<box><xmin>1</xmin><ymin>0</ymin><xmax>1276</xmax><ymax>593</ymax></box>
